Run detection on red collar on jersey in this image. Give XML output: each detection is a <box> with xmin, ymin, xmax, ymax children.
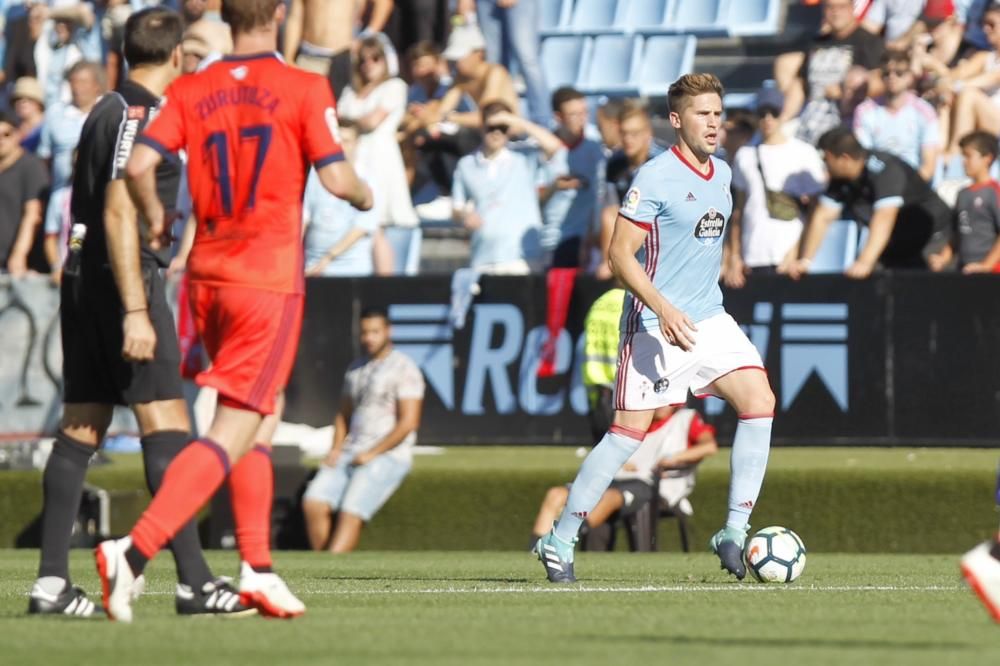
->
<box><xmin>670</xmin><ymin>145</ymin><xmax>714</xmax><ymax>182</ymax></box>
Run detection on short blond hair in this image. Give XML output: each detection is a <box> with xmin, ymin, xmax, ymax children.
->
<box><xmin>667</xmin><ymin>73</ymin><xmax>724</xmax><ymax>114</ymax></box>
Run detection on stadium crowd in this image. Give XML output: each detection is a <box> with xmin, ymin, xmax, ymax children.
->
<box><xmin>0</xmin><ymin>0</ymin><xmax>998</xmax><ymax>281</ymax></box>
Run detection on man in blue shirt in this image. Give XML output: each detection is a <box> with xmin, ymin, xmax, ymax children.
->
<box><xmin>535</xmin><ymin>74</ymin><xmax>776</xmax><ymax>583</ymax></box>
<box><xmin>451</xmin><ymin>101</ymin><xmax>561</xmax><ymax>273</ymax></box>
<box><xmin>537</xmin><ymin>87</ymin><xmax>605</xmax><ymax>268</ymax></box>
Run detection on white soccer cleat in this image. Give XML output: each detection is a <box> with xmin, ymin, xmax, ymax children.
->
<box><xmin>94</xmin><ymin>537</ymin><xmax>145</xmax><ymax>623</ymax></box>
<box><xmin>238</xmin><ymin>562</ymin><xmax>305</xmax><ymax>619</ymax></box>
<box><xmin>961</xmin><ymin>541</ymin><xmax>1000</xmax><ymax>623</ymax></box>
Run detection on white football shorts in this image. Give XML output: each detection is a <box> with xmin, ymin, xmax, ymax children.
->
<box><xmin>614</xmin><ymin>312</ymin><xmax>765</xmax><ymax>411</ymax></box>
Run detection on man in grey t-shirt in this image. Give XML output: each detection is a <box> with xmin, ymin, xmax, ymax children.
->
<box><xmin>302</xmin><ymin>307</ymin><xmax>425</xmax><ymax>553</ymax></box>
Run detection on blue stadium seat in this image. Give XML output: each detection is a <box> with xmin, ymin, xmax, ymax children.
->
<box><xmin>569</xmin><ymin>0</ymin><xmax>622</xmax><ymax>34</ymax></box>
<box><xmin>539</xmin><ymin>0</ymin><xmax>571</xmax><ymax>36</ymax></box>
<box><xmin>635</xmin><ymin>35</ymin><xmax>697</xmax><ymax>97</ymax></box>
<box><xmin>540</xmin><ymin>35</ymin><xmax>588</xmax><ymax>90</ymax></box>
<box><xmin>811</xmin><ymin>220</ymin><xmax>861</xmax><ymax>274</ymax></box>
<box><xmin>578</xmin><ymin>34</ymin><xmax>641</xmax><ymax>96</ymax></box>
<box><xmin>384</xmin><ymin>226</ymin><xmax>423</xmax><ymax>276</ymax></box>
<box><xmin>619</xmin><ymin>0</ymin><xmax>673</xmax><ymax>34</ymax></box>
<box><xmin>671</xmin><ymin>0</ymin><xmax>727</xmax><ymax>35</ymax></box>
<box><xmin>726</xmin><ymin>0</ymin><xmax>781</xmax><ymax>36</ymax></box>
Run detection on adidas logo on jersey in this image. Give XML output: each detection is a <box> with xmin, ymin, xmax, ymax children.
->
<box><xmin>685</xmin><ymin>192</ymin><xmax>697</xmax><ymax>202</ymax></box>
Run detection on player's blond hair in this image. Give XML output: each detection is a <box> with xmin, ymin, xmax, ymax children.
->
<box><xmin>221</xmin><ymin>0</ymin><xmax>279</xmax><ymax>35</ymax></box>
<box><xmin>667</xmin><ymin>73</ymin><xmax>724</xmax><ymax>114</ymax></box>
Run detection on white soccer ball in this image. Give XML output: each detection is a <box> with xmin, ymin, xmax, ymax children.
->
<box><xmin>744</xmin><ymin>526</ymin><xmax>807</xmax><ymax>583</ymax></box>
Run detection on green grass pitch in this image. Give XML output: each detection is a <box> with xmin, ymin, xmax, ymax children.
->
<box><xmin>1</xmin><ymin>550</ymin><xmax>998</xmax><ymax>665</ymax></box>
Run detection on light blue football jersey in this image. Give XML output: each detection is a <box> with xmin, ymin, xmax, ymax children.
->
<box><xmin>617</xmin><ymin>146</ymin><xmax>733</xmax><ymax>331</ymax></box>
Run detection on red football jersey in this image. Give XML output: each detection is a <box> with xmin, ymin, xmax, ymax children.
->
<box><xmin>139</xmin><ymin>53</ymin><xmax>344</xmax><ymax>293</ymax></box>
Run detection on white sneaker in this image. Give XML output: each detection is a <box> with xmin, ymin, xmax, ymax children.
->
<box><xmin>414</xmin><ymin>195</ymin><xmax>453</xmax><ymax>222</ymax></box>
<box><xmin>94</xmin><ymin>537</ymin><xmax>145</xmax><ymax>623</ymax></box>
<box><xmin>238</xmin><ymin>562</ymin><xmax>305</xmax><ymax>619</ymax></box>
<box><xmin>961</xmin><ymin>541</ymin><xmax>1000</xmax><ymax>623</ymax></box>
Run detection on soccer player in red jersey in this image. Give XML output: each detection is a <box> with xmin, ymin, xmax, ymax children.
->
<box><xmin>94</xmin><ymin>0</ymin><xmax>372</xmax><ymax>622</ymax></box>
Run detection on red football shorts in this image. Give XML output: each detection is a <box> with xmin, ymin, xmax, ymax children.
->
<box><xmin>187</xmin><ymin>283</ymin><xmax>304</xmax><ymax>415</ymax></box>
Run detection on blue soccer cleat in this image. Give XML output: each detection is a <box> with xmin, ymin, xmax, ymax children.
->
<box><xmin>534</xmin><ymin>527</ymin><xmax>578</xmax><ymax>584</ymax></box>
<box><xmin>710</xmin><ymin>526</ymin><xmax>749</xmax><ymax>580</ymax></box>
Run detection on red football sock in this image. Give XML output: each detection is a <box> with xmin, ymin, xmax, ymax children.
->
<box><xmin>229</xmin><ymin>444</ymin><xmax>273</xmax><ymax>571</ymax></box>
<box><xmin>130</xmin><ymin>439</ymin><xmax>230</xmax><ymax>561</ymax></box>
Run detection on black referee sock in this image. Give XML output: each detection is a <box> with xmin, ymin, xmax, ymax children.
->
<box><xmin>38</xmin><ymin>432</ymin><xmax>96</xmax><ymax>581</ymax></box>
<box><xmin>142</xmin><ymin>431</ymin><xmax>213</xmax><ymax>590</ymax></box>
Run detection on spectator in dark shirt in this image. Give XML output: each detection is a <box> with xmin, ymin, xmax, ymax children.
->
<box><xmin>777</xmin><ymin>0</ymin><xmax>885</xmax><ymax>144</ymax></box>
<box><xmin>0</xmin><ymin>110</ymin><xmax>49</xmax><ymax>277</ymax></box>
<box><xmin>4</xmin><ymin>2</ymin><xmax>46</xmax><ymax>84</ymax></box>
<box><xmin>787</xmin><ymin>127</ymin><xmax>951</xmax><ymax>279</ymax></box>
<box><xmin>929</xmin><ymin>131</ymin><xmax>1000</xmax><ymax>273</ymax></box>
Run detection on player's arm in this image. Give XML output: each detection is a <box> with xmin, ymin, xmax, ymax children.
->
<box><xmin>316</xmin><ymin>161</ymin><xmax>373</xmax><ymax>211</ymax></box>
<box><xmin>125</xmin><ymin>143</ymin><xmax>168</xmax><ymax>250</ymax></box>
<box><xmin>609</xmin><ymin>216</ymin><xmax>697</xmax><ymax>350</ymax></box>
<box><xmin>6</xmin><ymin>199</ymin><xmax>43</xmax><ymax>277</ymax></box>
<box><xmin>722</xmin><ymin>187</ymin><xmax>748</xmax><ymax>288</ymax></box>
<box><xmin>168</xmin><ymin>213</ymin><xmax>196</xmax><ymax>277</ymax></box>
<box><xmin>783</xmin><ymin>198</ymin><xmax>841</xmax><ymax>279</ymax></box>
<box><xmin>323</xmin><ymin>395</ymin><xmax>353</xmax><ymax>466</ymax></box>
<box><xmin>353</xmin><ymin>397</ymin><xmax>422</xmax><ymax>466</ymax></box>
<box><xmin>105</xmin><ymin>179</ymin><xmax>157</xmax><ymax>362</ymax></box>
<box><xmin>283</xmin><ymin>0</ymin><xmax>304</xmax><ymax>62</ymax></box>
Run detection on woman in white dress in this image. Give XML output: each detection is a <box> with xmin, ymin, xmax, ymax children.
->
<box><xmin>338</xmin><ymin>34</ymin><xmax>419</xmax><ymax>251</ymax></box>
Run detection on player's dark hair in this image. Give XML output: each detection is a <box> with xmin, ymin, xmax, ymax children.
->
<box><xmin>668</xmin><ymin>73</ymin><xmax>724</xmax><ymax>114</ymax></box>
<box><xmin>817</xmin><ymin>126</ymin><xmax>866</xmax><ymax>159</ymax></box>
<box><xmin>222</xmin><ymin>0</ymin><xmax>280</xmax><ymax>35</ymax></box>
<box><xmin>959</xmin><ymin>131</ymin><xmax>999</xmax><ymax>161</ymax></box>
<box><xmin>360</xmin><ymin>306</ymin><xmax>389</xmax><ymax>322</ymax></box>
<box><xmin>551</xmin><ymin>86</ymin><xmax>584</xmax><ymax>114</ymax></box>
<box><xmin>124</xmin><ymin>8</ymin><xmax>183</xmax><ymax>68</ymax></box>
<box><xmin>481</xmin><ymin>100</ymin><xmax>514</xmax><ymax>123</ymax></box>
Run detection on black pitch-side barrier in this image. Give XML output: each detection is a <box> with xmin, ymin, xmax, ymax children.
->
<box><xmin>284</xmin><ymin>274</ymin><xmax>1000</xmax><ymax>447</ymax></box>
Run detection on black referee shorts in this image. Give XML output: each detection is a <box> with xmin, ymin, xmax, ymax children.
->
<box><xmin>61</xmin><ymin>262</ymin><xmax>183</xmax><ymax>406</ymax></box>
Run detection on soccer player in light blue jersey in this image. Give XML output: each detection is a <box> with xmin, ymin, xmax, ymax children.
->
<box><xmin>535</xmin><ymin>74</ymin><xmax>776</xmax><ymax>582</ymax></box>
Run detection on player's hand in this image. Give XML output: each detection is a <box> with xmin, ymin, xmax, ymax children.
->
<box><xmin>122</xmin><ymin>310</ymin><xmax>156</xmax><ymax>362</ymax></box>
<box><xmin>6</xmin><ymin>254</ymin><xmax>28</xmax><ymax>278</ymax></box>
<box><xmin>352</xmin><ymin>451</ymin><xmax>377</xmax><ymax>466</ymax></box>
<box><xmin>962</xmin><ymin>261</ymin><xmax>994</xmax><ymax>274</ymax></box>
<box><xmin>781</xmin><ymin>257</ymin><xmax>811</xmax><ymax>281</ymax></box>
<box><xmin>722</xmin><ymin>254</ymin><xmax>747</xmax><ymax>289</ymax></box>
<box><xmin>144</xmin><ymin>203</ymin><xmax>168</xmax><ymax>251</ymax></box>
<box><xmin>656</xmin><ymin>303</ymin><xmax>697</xmax><ymax>352</ymax></box>
<box><xmin>844</xmin><ymin>258</ymin><xmax>875</xmax><ymax>280</ymax></box>
<box><xmin>167</xmin><ymin>254</ymin><xmax>187</xmax><ymax>279</ymax></box>
<box><xmin>324</xmin><ymin>448</ymin><xmax>342</xmax><ymax>467</ymax></box>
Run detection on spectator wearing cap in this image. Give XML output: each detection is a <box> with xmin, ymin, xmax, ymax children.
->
<box><xmin>723</xmin><ymin>86</ymin><xmax>827</xmax><ymax>288</ymax></box>
<box><xmin>854</xmin><ymin>49</ymin><xmax>941</xmax><ymax>181</ymax></box>
<box><xmin>12</xmin><ymin>77</ymin><xmax>45</xmax><ymax>154</ymax></box>
<box><xmin>427</xmin><ymin>22</ymin><xmax>519</xmax><ymax>131</ymax></box>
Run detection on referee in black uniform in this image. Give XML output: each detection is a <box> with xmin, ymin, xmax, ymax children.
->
<box><xmin>28</xmin><ymin>8</ymin><xmax>250</xmax><ymax>618</ymax></box>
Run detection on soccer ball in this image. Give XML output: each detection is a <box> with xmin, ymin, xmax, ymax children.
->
<box><xmin>744</xmin><ymin>526</ymin><xmax>807</xmax><ymax>583</ymax></box>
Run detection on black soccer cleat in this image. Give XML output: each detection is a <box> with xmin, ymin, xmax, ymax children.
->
<box><xmin>534</xmin><ymin>529</ymin><xmax>578</xmax><ymax>584</ymax></box>
<box><xmin>175</xmin><ymin>578</ymin><xmax>257</xmax><ymax>617</ymax></box>
<box><xmin>710</xmin><ymin>526</ymin><xmax>749</xmax><ymax>580</ymax></box>
<box><xmin>28</xmin><ymin>584</ymin><xmax>104</xmax><ymax>618</ymax></box>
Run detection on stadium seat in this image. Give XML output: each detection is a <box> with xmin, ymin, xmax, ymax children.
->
<box><xmin>580</xmin><ymin>478</ymin><xmax>691</xmax><ymax>553</ymax></box>
<box><xmin>578</xmin><ymin>34</ymin><xmax>641</xmax><ymax>96</ymax></box>
<box><xmin>539</xmin><ymin>0</ymin><xmax>571</xmax><ymax>36</ymax></box>
<box><xmin>725</xmin><ymin>0</ymin><xmax>782</xmax><ymax>36</ymax></box>
<box><xmin>569</xmin><ymin>0</ymin><xmax>622</xmax><ymax>34</ymax></box>
<box><xmin>540</xmin><ymin>35</ymin><xmax>588</xmax><ymax>91</ymax></box>
<box><xmin>384</xmin><ymin>226</ymin><xmax>423</xmax><ymax>276</ymax></box>
<box><xmin>635</xmin><ymin>35</ymin><xmax>697</xmax><ymax>98</ymax></box>
<box><xmin>811</xmin><ymin>219</ymin><xmax>861</xmax><ymax>273</ymax></box>
<box><xmin>619</xmin><ymin>0</ymin><xmax>673</xmax><ymax>34</ymax></box>
<box><xmin>671</xmin><ymin>0</ymin><xmax>728</xmax><ymax>36</ymax></box>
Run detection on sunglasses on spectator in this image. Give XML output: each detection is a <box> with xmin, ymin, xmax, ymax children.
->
<box><xmin>486</xmin><ymin>124</ymin><xmax>509</xmax><ymax>134</ymax></box>
<box><xmin>757</xmin><ymin>106</ymin><xmax>781</xmax><ymax>118</ymax></box>
<box><xmin>882</xmin><ymin>66</ymin><xmax>910</xmax><ymax>77</ymax></box>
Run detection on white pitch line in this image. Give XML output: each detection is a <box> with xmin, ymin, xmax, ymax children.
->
<box><xmin>125</xmin><ymin>584</ymin><xmax>965</xmax><ymax>597</ymax></box>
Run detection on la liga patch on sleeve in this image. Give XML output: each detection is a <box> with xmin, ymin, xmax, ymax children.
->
<box><xmin>623</xmin><ymin>187</ymin><xmax>640</xmax><ymax>215</ymax></box>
